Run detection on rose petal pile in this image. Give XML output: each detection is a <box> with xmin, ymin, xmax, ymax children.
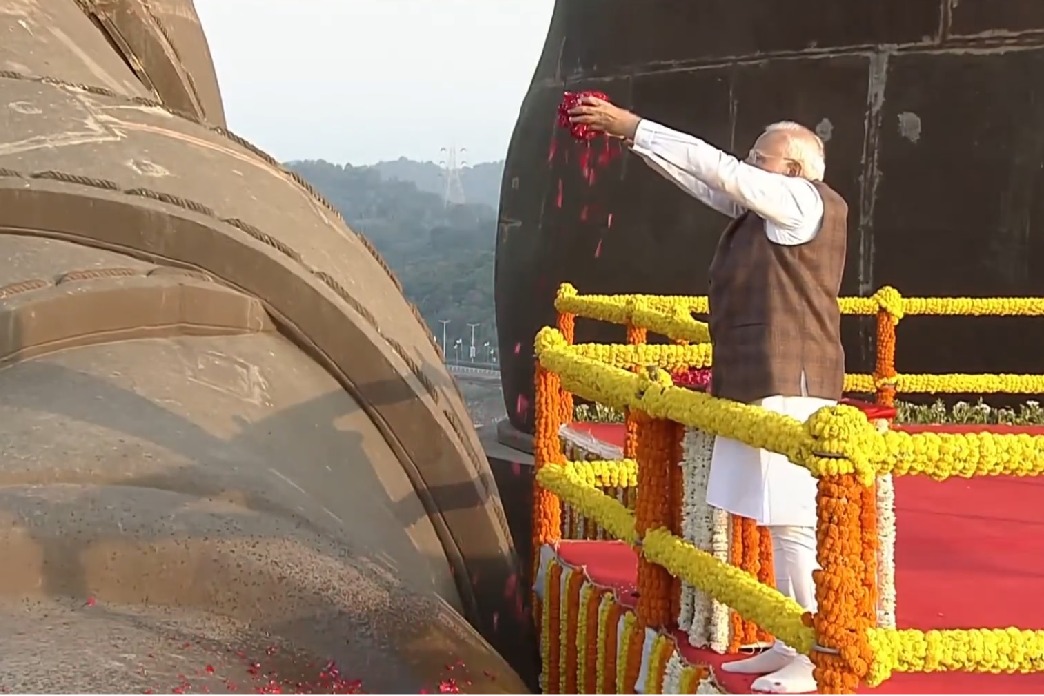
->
<box><xmin>558</xmin><ymin>90</ymin><xmax>611</xmax><ymax>141</ymax></box>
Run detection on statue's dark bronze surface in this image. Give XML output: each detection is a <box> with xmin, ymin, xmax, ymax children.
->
<box><xmin>497</xmin><ymin>0</ymin><xmax>1044</xmax><ymax>433</ymax></box>
<box><xmin>0</xmin><ymin>1</ymin><xmax>529</xmax><ymax>690</ymax></box>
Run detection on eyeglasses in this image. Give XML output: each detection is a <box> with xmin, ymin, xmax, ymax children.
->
<box><xmin>747</xmin><ymin>149</ymin><xmax>799</xmax><ymax>168</ymax></box>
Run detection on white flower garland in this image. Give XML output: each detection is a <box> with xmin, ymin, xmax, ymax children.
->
<box><xmin>661</xmin><ymin>651</ymin><xmax>685</xmax><ymax>693</ymax></box>
<box><xmin>677</xmin><ymin>426</ymin><xmax>731</xmax><ymax>652</ymax></box>
<box><xmin>634</xmin><ymin>627</ymin><xmax>658</xmax><ymax>693</ymax></box>
<box><xmin>695</xmin><ymin>673</ymin><xmax>725</xmax><ymax>693</ymax></box>
<box><xmin>875</xmin><ymin>472</ymin><xmax>897</xmax><ymax>629</ymax></box>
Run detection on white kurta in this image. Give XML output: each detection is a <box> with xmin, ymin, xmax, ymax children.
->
<box><xmin>706</xmin><ymin>394</ymin><xmax>834</xmax><ymax>528</ymax></box>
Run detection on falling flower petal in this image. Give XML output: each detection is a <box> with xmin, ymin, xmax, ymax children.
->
<box><xmin>580</xmin><ymin>204</ymin><xmax>589</xmax><ymax>222</ymax></box>
<box><xmin>594</xmin><ymin>238</ymin><xmax>604</xmax><ymax>258</ymax></box>
<box><xmin>84</xmin><ymin>596</ymin><xmax>96</xmax><ymax>607</ymax></box>
<box><xmin>555</xmin><ymin>179</ymin><xmax>563</xmax><ymax>208</ymax></box>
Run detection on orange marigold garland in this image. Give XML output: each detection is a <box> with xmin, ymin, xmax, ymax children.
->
<box><xmin>623</xmin><ymin>323</ymin><xmax>647</xmax><ymax>459</ymax></box>
<box><xmin>757</xmin><ymin>524</ymin><xmax>775</xmax><ymax>643</ymax></box>
<box><xmin>874</xmin><ymin>309</ymin><xmax>897</xmax><ymax>407</ymax></box>
<box><xmin>623</xmin><ymin>620</ymin><xmax>644</xmax><ymax>694</ymax></box>
<box><xmin>812</xmin><ymin>474</ymin><xmax>873</xmax><ymax>693</ymax></box>
<box><xmin>601</xmin><ymin>601</ymin><xmax>626</xmax><ymax>693</ymax></box>
<box><xmin>740</xmin><ymin>517</ymin><xmax>761</xmax><ymax>645</ymax></box>
<box><xmin>728</xmin><ymin>515</ymin><xmax>745</xmax><ymax>652</ymax></box>
<box><xmin>532</xmin><ymin>366</ymin><xmax>564</xmax><ymax>578</ymax></box>
<box><xmin>561</xmin><ymin>568</ymin><xmax>585</xmax><ymax>694</ymax></box>
<box><xmin>580</xmin><ymin>586</ymin><xmax>602</xmax><ymax>693</ymax></box>
<box><xmin>728</xmin><ymin>515</ymin><xmax>761</xmax><ymax>649</ymax></box>
<box><xmin>635</xmin><ymin>415</ymin><xmax>675</xmax><ymax>629</ymax></box>
<box><xmin>860</xmin><ymin>482</ymin><xmax>879</xmax><ymax>621</ymax></box>
<box><xmin>556</xmin><ymin>312</ymin><xmax>575</xmax><ymax>423</ymax></box>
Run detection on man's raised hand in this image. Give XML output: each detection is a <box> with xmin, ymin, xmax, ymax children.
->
<box><xmin>568</xmin><ymin>95</ymin><xmax>641</xmax><ymax>141</ymax></box>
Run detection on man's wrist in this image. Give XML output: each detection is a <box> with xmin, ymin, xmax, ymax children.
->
<box><xmin>623</xmin><ymin>114</ymin><xmax>641</xmax><ymax>140</ymax></box>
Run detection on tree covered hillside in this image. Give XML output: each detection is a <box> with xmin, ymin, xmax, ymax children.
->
<box><xmin>286</xmin><ymin>159</ymin><xmax>501</xmax><ymax>358</ymax></box>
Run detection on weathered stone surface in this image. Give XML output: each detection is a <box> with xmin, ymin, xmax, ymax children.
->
<box><xmin>497</xmin><ymin>0</ymin><xmax>1044</xmax><ymax>432</ymax></box>
<box><xmin>0</xmin><ymin>1</ymin><xmax>531</xmax><ymax>690</ymax></box>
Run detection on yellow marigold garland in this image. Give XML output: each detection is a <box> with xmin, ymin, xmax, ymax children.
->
<box><xmin>557</xmin><ymin>311</ymin><xmax>575</xmax><ymax>423</ymax></box>
<box><xmin>865</xmin><ymin>628</ymin><xmax>1044</xmax><ymax>686</ymax></box>
<box><xmin>535</xmin><ymin>464</ymin><xmax>638</xmax><ymax>543</ymax></box>
<box><xmin>680</xmin><ymin>664</ymin><xmax>711</xmax><ymax>692</ymax></box>
<box><xmin>631</xmin><ymin>300</ymin><xmax>712</xmax><ymax>343</ymax></box>
<box><xmin>570</xmin><ymin>341</ymin><xmax>712</xmax><ymax>371</ymax></box>
<box><xmin>595</xmin><ymin>591</ymin><xmax>614</xmax><ymax>693</ymax></box>
<box><xmin>623</xmin><ymin>616</ymin><xmax>645</xmax><ymax>694</ymax></box>
<box><xmin>537</xmin><ymin>327</ymin><xmax>810</xmax><ymax>459</ymax></box>
<box><xmin>617</xmin><ymin>612</ymin><xmax>637</xmax><ymax>693</ymax></box>
<box><xmin>643</xmin><ymin>634</ymin><xmax>674</xmax><ymax>694</ymax></box>
<box><xmin>554</xmin><ymin>283</ymin><xmax>712</xmax><ymax>343</ymax></box>
<box><xmin>642</xmin><ymin>527</ymin><xmax>814</xmax><ymax>655</ymax></box>
<box><xmin>564</xmin><ymin>459</ymin><xmax>638</xmax><ymax>488</ymax></box>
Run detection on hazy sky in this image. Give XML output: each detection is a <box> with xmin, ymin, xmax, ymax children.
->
<box><xmin>195</xmin><ymin>0</ymin><xmax>554</xmax><ymax>165</ymax></box>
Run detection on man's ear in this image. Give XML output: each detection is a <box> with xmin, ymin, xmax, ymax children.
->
<box><xmin>786</xmin><ymin>161</ymin><xmax>802</xmax><ymax>178</ymax></box>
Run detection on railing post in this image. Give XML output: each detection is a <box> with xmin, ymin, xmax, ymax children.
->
<box><xmin>635</xmin><ymin>414</ymin><xmax>676</xmax><ymax>629</ymax></box>
<box><xmin>557</xmin><ymin>311</ymin><xmax>576</xmax><ymax>424</ymax></box>
<box><xmin>532</xmin><ymin>362</ymin><xmax>565</xmax><ymax>579</ymax></box>
<box><xmin>809</xmin><ymin>408</ymin><xmax>877</xmax><ymax>693</ymax></box>
<box><xmin>873</xmin><ymin>308</ymin><xmax>897</xmax><ymax>407</ymax></box>
<box><xmin>623</xmin><ymin>323</ymin><xmax>647</xmax><ymax>459</ymax></box>
<box><xmin>870</xmin><ymin>295</ymin><xmax>900</xmax><ymax>630</ymax></box>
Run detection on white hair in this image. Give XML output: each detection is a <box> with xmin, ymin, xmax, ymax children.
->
<box><xmin>763</xmin><ymin>121</ymin><xmax>826</xmax><ymax>181</ymax></box>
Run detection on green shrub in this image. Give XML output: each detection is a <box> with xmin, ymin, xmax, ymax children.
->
<box><xmin>573</xmin><ymin>399</ymin><xmax>1044</xmax><ymax>426</ymax></box>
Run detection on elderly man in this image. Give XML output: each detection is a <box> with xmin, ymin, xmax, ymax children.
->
<box><xmin>570</xmin><ymin>96</ymin><xmax>847</xmax><ymax>694</ymax></box>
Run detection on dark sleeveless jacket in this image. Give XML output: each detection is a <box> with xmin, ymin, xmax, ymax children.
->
<box><xmin>707</xmin><ymin>180</ymin><xmax>848</xmax><ymax>404</ymax></box>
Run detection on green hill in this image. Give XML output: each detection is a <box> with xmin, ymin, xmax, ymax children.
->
<box><xmin>286</xmin><ymin>159</ymin><xmax>499</xmax><ymax>361</ymax></box>
<box><xmin>371</xmin><ymin>157</ymin><xmax>504</xmax><ymax>210</ymax></box>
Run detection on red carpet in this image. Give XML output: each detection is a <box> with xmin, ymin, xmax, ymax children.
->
<box><xmin>559</xmin><ymin>422</ymin><xmax>1044</xmax><ymax>693</ymax></box>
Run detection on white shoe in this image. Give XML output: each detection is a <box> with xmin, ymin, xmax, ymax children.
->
<box><xmin>721</xmin><ymin>642</ymin><xmax>793</xmax><ymax>675</ymax></box>
<box><xmin>751</xmin><ymin>655</ymin><xmax>816</xmax><ymax>694</ymax></box>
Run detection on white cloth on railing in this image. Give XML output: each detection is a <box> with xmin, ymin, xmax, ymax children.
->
<box><xmin>706</xmin><ymin>393</ymin><xmax>834</xmax><ymax>527</ymax></box>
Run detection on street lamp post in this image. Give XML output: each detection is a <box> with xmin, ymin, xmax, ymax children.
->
<box><xmin>438</xmin><ymin>319</ymin><xmax>450</xmax><ymax>357</ymax></box>
<box><xmin>467</xmin><ymin>322</ymin><xmax>480</xmax><ymax>363</ymax></box>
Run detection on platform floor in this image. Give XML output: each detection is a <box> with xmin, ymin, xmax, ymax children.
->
<box><xmin>561</xmin><ymin>422</ymin><xmax>1044</xmax><ymax>693</ymax></box>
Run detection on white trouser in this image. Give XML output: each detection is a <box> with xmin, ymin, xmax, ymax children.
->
<box><xmin>767</xmin><ymin>524</ymin><xmax>818</xmax><ymax>656</ymax></box>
